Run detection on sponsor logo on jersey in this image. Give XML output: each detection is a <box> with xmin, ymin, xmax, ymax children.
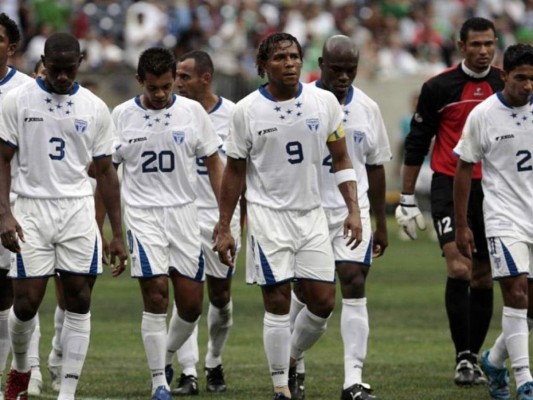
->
<box><xmin>74</xmin><ymin>119</ymin><xmax>88</xmax><ymax>134</ymax></box>
<box><xmin>495</xmin><ymin>134</ymin><xmax>515</xmax><ymax>141</ymax></box>
<box><xmin>172</xmin><ymin>131</ymin><xmax>185</xmax><ymax>144</ymax></box>
<box><xmin>473</xmin><ymin>87</ymin><xmax>485</xmax><ymax>97</ymax></box>
<box><xmin>128</xmin><ymin>137</ymin><xmax>147</xmax><ymax>143</ymax></box>
<box><xmin>258</xmin><ymin>127</ymin><xmax>278</xmax><ymax>136</ymax></box>
<box><xmin>24</xmin><ymin>117</ymin><xmax>44</xmax><ymax>122</ymax></box>
<box><xmin>353</xmin><ymin>130</ymin><xmax>365</xmax><ymax>143</ymax></box>
<box><xmin>306</xmin><ymin>118</ymin><xmax>320</xmax><ymax>132</ymax></box>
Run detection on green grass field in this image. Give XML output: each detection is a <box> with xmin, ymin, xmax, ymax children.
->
<box><xmin>25</xmin><ymin>219</ymin><xmax>505</xmax><ymax>400</ymax></box>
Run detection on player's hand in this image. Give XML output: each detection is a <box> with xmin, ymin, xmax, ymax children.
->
<box><xmin>456</xmin><ymin>226</ymin><xmax>475</xmax><ymax>260</ymax></box>
<box><xmin>372</xmin><ymin>227</ymin><xmax>388</xmax><ymax>258</ymax></box>
<box><xmin>0</xmin><ymin>212</ymin><xmax>24</xmax><ymax>253</ymax></box>
<box><xmin>214</xmin><ymin>224</ymin><xmax>236</xmax><ymax>268</ymax></box>
<box><xmin>108</xmin><ymin>236</ymin><xmax>127</xmax><ymax>277</ymax></box>
<box><xmin>395</xmin><ymin>193</ymin><xmax>426</xmax><ymax>240</ymax></box>
<box><xmin>343</xmin><ymin>210</ymin><xmax>362</xmax><ymax>250</ymax></box>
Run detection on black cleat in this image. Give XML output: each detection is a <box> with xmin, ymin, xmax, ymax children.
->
<box><xmin>341</xmin><ymin>383</ymin><xmax>379</xmax><ymax>400</ymax></box>
<box><xmin>273</xmin><ymin>393</ymin><xmax>291</xmax><ymax>400</ymax></box>
<box><xmin>288</xmin><ymin>367</ymin><xmax>299</xmax><ymax>399</ymax></box>
<box><xmin>472</xmin><ymin>362</ymin><xmax>488</xmax><ymax>385</ymax></box>
<box><xmin>171</xmin><ymin>373</ymin><xmax>199</xmax><ymax>396</ymax></box>
<box><xmin>454</xmin><ymin>359</ymin><xmax>474</xmax><ymax>386</ymax></box>
<box><xmin>296</xmin><ymin>372</ymin><xmax>305</xmax><ymax>399</ymax></box>
<box><xmin>205</xmin><ymin>364</ymin><xmax>227</xmax><ymax>393</ymax></box>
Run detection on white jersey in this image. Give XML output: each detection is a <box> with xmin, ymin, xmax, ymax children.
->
<box><xmin>0</xmin><ymin>78</ymin><xmax>115</xmax><ymax>198</ymax></box>
<box><xmin>113</xmin><ymin>94</ymin><xmax>222</xmax><ymax>208</ymax></box>
<box><xmin>225</xmin><ymin>83</ymin><xmax>344</xmax><ymax>211</ymax></box>
<box><xmin>195</xmin><ymin>96</ymin><xmax>235</xmax><ymax>209</ymax></box>
<box><xmin>314</xmin><ymin>82</ymin><xmax>392</xmax><ymax>211</ymax></box>
<box><xmin>454</xmin><ymin>92</ymin><xmax>533</xmax><ymax>240</ymax></box>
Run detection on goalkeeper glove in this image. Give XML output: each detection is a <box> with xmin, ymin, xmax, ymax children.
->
<box><xmin>395</xmin><ymin>193</ymin><xmax>426</xmax><ymax>240</ymax></box>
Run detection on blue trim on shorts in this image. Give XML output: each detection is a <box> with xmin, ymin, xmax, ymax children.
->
<box><xmin>195</xmin><ymin>249</ymin><xmax>205</xmax><ymax>281</ymax></box>
<box><xmin>90</xmin><ymin>237</ymin><xmax>98</xmax><ymax>274</ymax></box>
<box><xmin>16</xmin><ymin>253</ymin><xmax>25</xmax><ymax>278</ymax></box>
<box><xmin>364</xmin><ymin>236</ymin><xmax>373</xmax><ymax>265</ymax></box>
<box><xmin>136</xmin><ymin>238</ymin><xmax>152</xmax><ymax>276</ymax></box>
<box><xmin>500</xmin><ymin>239</ymin><xmax>518</xmax><ymax>276</ymax></box>
<box><xmin>257</xmin><ymin>242</ymin><xmax>275</xmax><ymax>285</ymax></box>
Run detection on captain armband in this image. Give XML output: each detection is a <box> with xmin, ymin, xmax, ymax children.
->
<box><xmin>334</xmin><ymin>169</ymin><xmax>356</xmax><ymax>186</ymax></box>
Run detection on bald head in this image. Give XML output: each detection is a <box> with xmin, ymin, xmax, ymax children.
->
<box><xmin>319</xmin><ymin>35</ymin><xmax>359</xmax><ymax>103</ymax></box>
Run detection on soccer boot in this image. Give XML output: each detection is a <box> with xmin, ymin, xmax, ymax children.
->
<box><xmin>297</xmin><ymin>372</ymin><xmax>305</xmax><ymax>400</ymax></box>
<box><xmin>172</xmin><ymin>373</ymin><xmax>199</xmax><ymax>396</ymax></box>
<box><xmin>480</xmin><ymin>350</ymin><xmax>510</xmax><ymax>400</ymax></box>
<box><xmin>288</xmin><ymin>367</ymin><xmax>301</xmax><ymax>399</ymax></box>
<box><xmin>27</xmin><ymin>367</ymin><xmax>43</xmax><ymax>396</ymax></box>
<box><xmin>165</xmin><ymin>364</ymin><xmax>174</xmax><ymax>385</ymax></box>
<box><xmin>454</xmin><ymin>359</ymin><xmax>474</xmax><ymax>386</ymax></box>
<box><xmin>47</xmin><ymin>349</ymin><xmax>62</xmax><ymax>392</ymax></box>
<box><xmin>517</xmin><ymin>381</ymin><xmax>533</xmax><ymax>400</ymax></box>
<box><xmin>273</xmin><ymin>393</ymin><xmax>291</xmax><ymax>400</ymax></box>
<box><xmin>341</xmin><ymin>383</ymin><xmax>379</xmax><ymax>400</ymax></box>
<box><xmin>205</xmin><ymin>364</ymin><xmax>227</xmax><ymax>393</ymax></box>
<box><xmin>472</xmin><ymin>361</ymin><xmax>488</xmax><ymax>385</ymax></box>
<box><xmin>152</xmin><ymin>385</ymin><xmax>172</xmax><ymax>400</ymax></box>
<box><xmin>4</xmin><ymin>369</ymin><xmax>31</xmax><ymax>400</ymax></box>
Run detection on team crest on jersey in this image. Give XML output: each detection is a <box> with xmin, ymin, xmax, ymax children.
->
<box><xmin>353</xmin><ymin>130</ymin><xmax>365</xmax><ymax>143</ymax></box>
<box><xmin>306</xmin><ymin>118</ymin><xmax>320</xmax><ymax>132</ymax></box>
<box><xmin>172</xmin><ymin>131</ymin><xmax>185</xmax><ymax>144</ymax></box>
<box><xmin>74</xmin><ymin>119</ymin><xmax>88</xmax><ymax>134</ymax></box>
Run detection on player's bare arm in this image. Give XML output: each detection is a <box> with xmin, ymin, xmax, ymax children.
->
<box><xmin>453</xmin><ymin>159</ymin><xmax>476</xmax><ymax>259</ymax></box>
<box><xmin>366</xmin><ymin>164</ymin><xmax>388</xmax><ymax>257</ymax></box>
<box><xmin>215</xmin><ymin>156</ymin><xmax>246</xmax><ymax>267</ymax></box>
<box><xmin>0</xmin><ymin>141</ymin><xmax>23</xmax><ymax>252</ymax></box>
<box><xmin>93</xmin><ymin>155</ymin><xmax>127</xmax><ymax>276</ymax></box>
<box><xmin>327</xmin><ymin>136</ymin><xmax>362</xmax><ymax>249</ymax></box>
<box><xmin>203</xmin><ymin>151</ymin><xmax>224</xmax><ymax>205</ymax></box>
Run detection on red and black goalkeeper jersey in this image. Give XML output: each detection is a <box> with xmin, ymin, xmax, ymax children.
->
<box><xmin>404</xmin><ymin>63</ymin><xmax>504</xmax><ymax>179</ymax></box>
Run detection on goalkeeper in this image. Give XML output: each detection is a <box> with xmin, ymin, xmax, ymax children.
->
<box><xmin>395</xmin><ymin>16</ymin><xmax>501</xmax><ymax>388</ymax></box>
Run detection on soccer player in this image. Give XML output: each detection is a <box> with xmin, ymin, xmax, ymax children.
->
<box><xmin>111</xmin><ymin>47</ymin><xmax>223</xmax><ymax>400</ymax></box>
<box><xmin>453</xmin><ymin>43</ymin><xmax>533</xmax><ymax>400</ymax></box>
<box><xmin>215</xmin><ymin>32</ymin><xmax>362</xmax><ymax>400</ymax></box>
<box><xmin>164</xmin><ymin>50</ymin><xmax>240</xmax><ymax>395</ymax></box>
<box><xmin>395</xmin><ymin>17</ymin><xmax>502</xmax><ymax>385</ymax></box>
<box><xmin>0</xmin><ymin>13</ymin><xmax>41</xmax><ymax>399</ymax></box>
<box><xmin>0</xmin><ymin>32</ymin><xmax>126</xmax><ymax>400</ymax></box>
<box><xmin>291</xmin><ymin>35</ymin><xmax>391</xmax><ymax>400</ymax></box>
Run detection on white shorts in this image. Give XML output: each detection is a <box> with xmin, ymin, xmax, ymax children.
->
<box><xmin>488</xmin><ymin>236</ymin><xmax>533</xmax><ymax>279</ymax></box>
<box><xmin>198</xmin><ymin>207</ymin><xmax>241</xmax><ymax>279</ymax></box>
<box><xmin>246</xmin><ymin>203</ymin><xmax>335</xmax><ymax>285</ymax></box>
<box><xmin>9</xmin><ymin>197</ymin><xmax>102</xmax><ymax>279</ymax></box>
<box><xmin>325</xmin><ymin>207</ymin><xmax>372</xmax><ymax>265</ymax></box>
<box><xmin>125</xmin><ymin>203</ymin><xmax>205</xmax><ymax>281</ymax></box>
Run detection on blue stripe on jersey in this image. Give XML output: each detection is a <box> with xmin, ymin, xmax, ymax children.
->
<box><xmin>0</xmin><ymin>67</ymin><xmax>16</xmax><ymax>85</ymax></box>
<box><xmin>36</xmin><ymin>77</ymin><xmax>80</xmax><ymax>95</ymax></box>
<box><xmin>363</xmin><ymin>235</ymin><xmax>373</xmax><ymax>265</ymax></box>
<box><xmin>16</xmin><ymin>253</ymin><xmax>25</xmax><ymax>278</ymax></box>
<box><xmin>314</xmin><ymin>80</ymin><xmax>354</xmax><ymax>105</ymax></box>
<box><xmin>257</xmin><ymin>242</ymin><xmax>275</xmax><ymax>284</ymax></box>
<box><xmin>500</xmin><ymin>239</ymin><xmax>518</xmax><ymax>275</ymax></box>
<box><xmin>209</xmin><ymin>96</ymin><xmax>223</xmax><ymax>114</ymax></box>
<box><xmin>194</xmin><ymin>249</ymin><xmax>205</xmax><ymax>280</ymax></box>
<box><xmin>259</xmin><ymin>82</ymin><xmax>303</xmax><ymax>101</ymax></box>
<box><xmin>0</xmin><ymin>138</ymin><xmax>17</xmax><ymax>148</ymax></box>
<box><xmin>134</xmin><ymin>94</ymin><xmax>177</xmax><ymax>110</ymax></box>
<box><xmin>136</xmin><ymin>238</ymin><xmax>152</xmax><ymax>276</ymax></box>
<box><xmin>89</xmin><ymin>237</ymin><xmax>99</xmax><ymax>274</ymax></box>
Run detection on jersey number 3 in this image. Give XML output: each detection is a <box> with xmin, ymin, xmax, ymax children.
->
<box><xmin>49</xmin><ymin>137</ymin><xmax>66</xmax><ymax>160</ymax></box>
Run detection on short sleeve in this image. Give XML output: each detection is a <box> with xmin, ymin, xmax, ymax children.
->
<box><xmin>225</xmin><ymin>101</ymin><xmax>250</xmax><ymax>159</ymax></box>
<box><xmin>0</xmin><ymin>90</ymin><xmax>20</xmax><ymax>147</ymax></box>
<box><xmin>92</xmin><ymin>99</ymin><xmax>116</xmax><ymax>159</ymax></box>
<box><xmin>366</xmin><ymin>102</ymin><xmax>392</xmax><ymax>165</ymax></box>
<box><xmin>193</xmin><ymin>103</ymin><xmax>222</xmax><ymax>158</ymax></box>
<box><xmin>454</xmin><ymin>109</ymin><xmax>483</xmax><ymax>164</ymax></box>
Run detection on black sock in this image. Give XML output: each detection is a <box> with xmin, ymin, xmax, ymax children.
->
<box><xmin>469</xmin><ymin>286</ymin><xmax>493</xmax><ymax>358</ymax></box>
<box><xmin>445</xmin><ymin>277</ymin><xmax>470</xmax><ymax>362</ymax></box>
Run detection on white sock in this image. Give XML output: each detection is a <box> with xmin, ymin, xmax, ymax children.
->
<box><xmin>289</xmin><ymin>291</ymin><xmax>306</xmax><ymax>373</ymax></box>
<box><xmin>59</xmin><ymin>311</ymin><xmax>91</xmax><ymax>400</ymax></box>
<box><xmin>342</xmin><ymin>298</ymin><xmax>369</xmax><ymax>389</ymax></box>
<box><xmin>27</xmin><ymin>313</ymin><xmax>41</xmax><ymax>369</ymax></box>
<box><xmin>264</xmin><ymin>312</ymin><xmax>290</xmax><ymax>388</ymax></box>
<box><xmin>8</xmin><ymin>309</ymin><xmax>35</xmax><ymax>372</ymax></box>
<box><xmin>166</xmin><ymin>309</ymin><xmax>199</xmax><ymax>366</ymax></box>
<box><xmin>290</xmin><ymin>308</ymin><xmax>330</xmax><ymax>362</ymax></box>
<box><xmin>502</xmin><ymin>306</ymin><xmax>532</xmax><ymax>388</ymax></box>
<box><xmin>0</xmin><ymin>308</ymin><xmax>10</xmax><ymax>376</ymax></box>
<box><xmin>142</xmin><ymin>312</ymin><xmax>169</xmax><ymax>391</ymax></box>
<box><xmin>205</xmin><ymin>301</ymin><xmax>233</xmax><ymax>368</ymax></box>
<box><xmin>488</xmin><ymin>333</ymin><xmax>508</xmax><ymax>368</ymax></box>
<box><xmin>177</xmin><ymin>324</ymin><xmax>198</xmax><ymax>377</ymax></box>
<box><xmin>52</xmin><ymin>306</ymin><xmax>65</xmax><ymax>355</ymax></box>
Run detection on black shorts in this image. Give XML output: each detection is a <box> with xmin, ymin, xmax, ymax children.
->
<box><xmin>430</xmin><ymin>172</ymin><xmax>488</xmax><ymax>259</ymax></box>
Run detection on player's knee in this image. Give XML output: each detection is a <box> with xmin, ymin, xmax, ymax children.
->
<box><xmin>209</xmin><ymin>291</ymin><xmax>230</xmax><ymax>309</ymax></box>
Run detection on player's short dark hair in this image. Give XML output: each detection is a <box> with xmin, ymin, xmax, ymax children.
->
<box><xmin>459</xmin><ymin>17</ymin><xmax>496</xmax><ymax>42</ymax></box>
<box><xmin>256</xmin><ymin>32</ymin><xmax>303</xmax><ymax>78</ymax></box>
<box><xmin>503</xmin><ymin>43</ymin><xmax>533</xmax><ymax>73</ymax></box>
<box><xmin>44</xmin><ymin>32</ymin><xmax>81</xmax><ymax>57</ymax></box>
<box><xmin>0</xmin><ymin>13</ymin><xmax>20</xmax><ymax>44</ymax></box>
<box><xmin>138</xmin><ymin>47</ymin><xmax>176</xmax><ymax>81</ymax></box>
<box><xmin>179</xmin><ymin>50</ymin><xmax>214</xmax><ymax>76</ymax></box>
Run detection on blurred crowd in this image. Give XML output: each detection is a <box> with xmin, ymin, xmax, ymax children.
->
<box><xmin>4</xmin><ymin>0</ymin><xmax>533</xmax><ymax>86</ymax></box>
